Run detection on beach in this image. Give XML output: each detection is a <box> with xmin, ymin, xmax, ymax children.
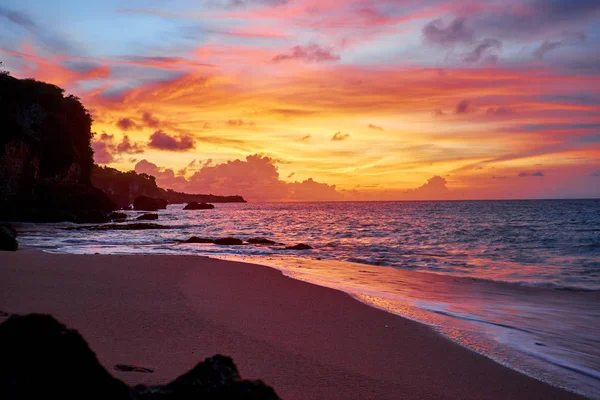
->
<box><xmin>0</xmin><ymin>250</ymin><xmax>585</xmax><ymax>399</ymax></box>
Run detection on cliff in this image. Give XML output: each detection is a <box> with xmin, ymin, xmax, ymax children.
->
<box><xmin>0</xmin><ymin>74</ymin><xmax>114</xmax><ymax>222</ymax></box>
<box><xmin>92</xmin><ymin>166</ymin><xmax>246</xmax><ymax>209</ymax></box>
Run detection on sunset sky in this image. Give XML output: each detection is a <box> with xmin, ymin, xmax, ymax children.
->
<box><xmin>1</xmin><ymin>0</ymin><xmax>599</xmax><ymax>201</ymax></box>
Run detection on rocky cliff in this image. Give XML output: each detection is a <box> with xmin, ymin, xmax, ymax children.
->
<box><xmin>0</xmin><ymin>74</ymin><xmax>114</xmax><ymax>222</ymax></box>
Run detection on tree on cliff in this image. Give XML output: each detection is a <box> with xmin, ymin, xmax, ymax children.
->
<box><xmin>0</xmin><ymin>74</ymin><xmax>114</xmax><ymax>221</ymax></box>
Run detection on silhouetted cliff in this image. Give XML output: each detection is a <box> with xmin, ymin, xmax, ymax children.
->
<box><xmin>0</xmin><ymin>74</ymin><xmax>114</xmax><ymax>222</ymax></box>
<box><xmin>92</xmin><ymin>166</ymin><xmax>246</xmax><ymax>209</ymax></box>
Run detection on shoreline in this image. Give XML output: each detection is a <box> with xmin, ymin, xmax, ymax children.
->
<box><xmin>0</xmin><ymin>250</ymin><xmax>588</xmax><ymax>399</ymax></box>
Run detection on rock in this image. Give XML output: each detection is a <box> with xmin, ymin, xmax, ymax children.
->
<box><xmin>214</xmin><ymin>237</ymin><xmax>244</xmax><ymax>246</ymax></box>
<box><xmin>0</xmin><ymin>314</ymin><xmax>280</xmax><ymax>399</ymax></box>
<box><xmin>136</xmin><ymin>213</ymin><xmax>158</xmax><ymax>221</ymax></box>
<box><xmin>0</xmin><ymin>224</ymin><xmax>18</xmax><ymax>251</ymax></box>
<box><xmin>248</xmin><ymin>238</ymin><xmax>282</xmax><ymax>245</ymax></box>
<box><xmin>67</xmin><ymin>223</ymin><xmax>169</xmax><ymax>231</ymax></box>
<box><xmin>133</xmin><ymin>196</ymin><xmax>167</xmax><ymax>211</ymax></box>
<box><xmin>185</xmin><ymin>237</ymin><xmax>214</xmax><ymax>244</ymax></box>
<box><xmin>109</xmin><ymin>212</ymin><xmax>127</xmax><ymax>221</ymax></box>
<box><xmin>284</xmin><ymin>244</ymin><xmax>313</xmax><ymax>250</ymax></box>
<box><xmin>184</xmin><ymin>202</ymin><xmax>215</xmax><ymax>210</ymax></box>
<box><xmin>0</xmin><ymin>314</ymin><xmax>130</xmax><ymax>400</ymax></box>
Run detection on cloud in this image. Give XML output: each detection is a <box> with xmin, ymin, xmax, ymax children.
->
<box><xmin>214</xmin><ymin>0</ymin><xmax>289</xmax><ymax>9</ymax></box>
<box><xmin>464</xmin><ymin>38</ymin><xmax>501</xmax><ymax>63</ymax></box>
<box><xmin>534</xmin><ymin>32</ymin><xmax>586</xmax><ymax>59</ymax></box>
<box><xmin>368</xmin><ymin>124</ymin><xmax>383</xmax><ymax>131</ymax></box>
<box><xmin>455</xmin><ymin>99</ymin><xmax>471</xmax><ymax>114</ymax></box>
<box><xmin>92</xmin><ymin>132</ymin><xmax>144</xmax><ymax>164</ymax></box>
<box><xmin>116</xmin><ymin>117</ymin><xmax>139</xmax><ymax>131</ymax></box>
<box><xmin>405</xmin><ymin>176</ymin><xmax>450</xmax><ymax>200</ymax></box>
<box><xmin>331</xmin><ymin>132</ymin><xmax>350</xmax><ymax>141</ymax></box>
<box><xmin>0</xmin><ymin>6</ymin><xmax>77</xmax><ymax>53</ymax></box>
<box><xmin>227</xmin><ymin>119</ymin><xmax>255</xmax><ymax>127</ymax></box>
<box><xmin>486</xmin><ymin>107</ymin><xmax>515</xmax><ymax>117</ymax></box>
<box><xmin>136</xmin><ymin>154</ymin><xmax>341</xmax><ymax>202</ymax></box>
<box><xmin>272</xmin><ymin>44</ymin><xmax>340</xmax><ymax>63</ymax></box>
<box><xmin>590</xmin><ymin>170</ymin><xmax>600</xmax><ymax>177</ymax></box>
<box><xmin>142</xmin><ymin>112</ymin><xmax>160</xmax><ymax>128</ymax></box>
<box><xmin>147</xmin><ymin>130</ymin><xmax>195</xmax><ymax>151</ymax></box>
<box><xmin>423</xmin><ymin>17</ymin><xmax>473</xmax><ymax>46</ymax></box>
<box><xmin>433</xmin><ymin>108</ymin><xmax>446</xmax><ymax>117</ymax></box>
<box><xmin>519</xmin><ymin>171</ymin><xmax>545</xmax><ymax>177</ymax></box>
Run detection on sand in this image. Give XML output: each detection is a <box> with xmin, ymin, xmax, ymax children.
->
<box><xmin>0</xmin><ymin>250</ymin><xmax>585</xmax><ymax>399</ymax></box>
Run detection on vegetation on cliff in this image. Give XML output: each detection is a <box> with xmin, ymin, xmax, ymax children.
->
<box><xmin>93</xmin><ymin>166</ymin><xmax>246</xmax><ymax>209</ymax></box>
<box><xmin>0</xmin><ymin>73</ymin><xmax>114</xmax><ymax>222</ymax></box>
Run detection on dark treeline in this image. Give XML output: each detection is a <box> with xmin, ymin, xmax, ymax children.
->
<box><xmin>92</xmin><ymin>166</ymin><xmax>246</xmax><ymax>210</ymax></box>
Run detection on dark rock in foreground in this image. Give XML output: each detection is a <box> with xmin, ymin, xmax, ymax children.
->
<box><xmin>185</xmin><ymin>237</ymin><xmax>214</xmax><ymax>244</ymax></box>
<box><xmin>0</xmin><ymin>223</ymin><xmax>18</xmax><ymax>251</ymax></box>
<box><xmin>134</xmin><ymin>196</ymin><xmax>168</xmax><ymax>211</ymax></box>
<box><xmin>68</xmin><ymin>223</ymin><xmax>169</xmax><ymax>231</ymax></box>
<box><xmin>285</xmin><ymin>244</ymin><xmax>313</xmax><ymax>250</ymax></box>
<box><xmin>184</xmin><ymin>202</ymin><xmax>215</xmax><ymax>210</ymax></box>
<box><xmin>214</xmin><ymin>237</ymin><xmax>244</xmax><ymax>246</ymax></box>
<box><xmin>248</xmin><ymin>238</ymin><xmax>282</xmax><ymax>245</ymax></box>
<box><xmin>136</xmin><ymin>213</ymin><xmax>158</xmax><ymax>221</ymax></box>
<box><xmin>0</xmin><ymin>314</ymin><xmax>280</xmax><ymax>400</ymax></box>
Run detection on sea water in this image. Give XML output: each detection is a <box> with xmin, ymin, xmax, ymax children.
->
<box><xmin>15</xmin><ymin>199</ymin><xmax>600</xmax><ymax>398</ymax></box>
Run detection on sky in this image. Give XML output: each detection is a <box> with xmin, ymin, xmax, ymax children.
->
<box><xmin>1</xmin><ymin>0</ymin><xmax>599</xmax><ymax>201</ymax></box>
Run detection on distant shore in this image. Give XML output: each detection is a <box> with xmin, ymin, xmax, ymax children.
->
<box><xmin>0</xmin><ymin>250</ymin><xmax>586</xmax><ymax>399</ymax></box>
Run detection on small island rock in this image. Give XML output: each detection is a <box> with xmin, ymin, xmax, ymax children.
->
<box><xmin>184</xmin><ymin>202</ymin><xmax>215</xmax><ymax>210</ymax></box>
<box><xmin>285</xmin><ymin>243</ymin><xmax>313</xmax><ymax>250</ymax></box>
<box><xmin>136</xmin><ymin>213</ymin><xmax>158</xmax><ymax>221</ymax></box>
<box><xmin>133</xmin><ymin>196</ymin><xmax>168</xmax><ymax>211</ymax></box>
<box><xmin>248</xmin><ymin>238</ymin><xmax>282</xmax><ymax>245</ymax></box>
<box><xmin>214</xmin><ymin>237</ymin><xmax>244</xmax><ymax>246</ymax></box>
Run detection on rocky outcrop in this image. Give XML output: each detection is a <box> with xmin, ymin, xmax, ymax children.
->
<box><xmin>0</xmin><ymin>223</ymin><xmax>18</xmax><ymax>251</ymax></box>
<box><xmin>136</xmin><ymin>213</ymin><xmax>158</xmax><ymax>221</ymax></box>
<box><xmin>92</xmin><ymin>166</ymin><xmax>246</xmax><ymax>209</ymax></box>
<box><xmin>214</xmin><ymin>238</ymin><xmax>244</xmax><ymax>246</ymax></box>
<box><xmin>284</xmin><ymin>244</ymin><xmax>313</xmax><ymax>250</ymax></box>
<box><xmin>109</xmin><ymin>212</ymin><xmax>127</xmax><ymax>221</ymax></box>
<box><xmin>0</xmin><ymin>75</ymin><xmax>116</xmax><ymax>223</ymax></box>
<box><xmin>248</xmin><ymin>238</ymin><xmax>282</xmax><ymax>245</ymax></box>
<box><xmin>184</xmin><ymin>202</ymin><xmax>215</xmax><ymax>210</ymax></box>
<box><xmin>0</xmin><ymin>314</ymin><xmax>280</xmax><ymax>400</ymax></box>
<box><xmin>133</xmin><ymin>196</ymin><xmax>167</xmax><ymax>211</ymax></box>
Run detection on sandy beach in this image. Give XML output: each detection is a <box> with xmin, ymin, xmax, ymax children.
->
<box><xmin>0</xmin><ymin>250</ymin><xmax>585</xmax><ymax>399</ymax></box>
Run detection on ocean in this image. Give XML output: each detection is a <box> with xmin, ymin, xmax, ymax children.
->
<box><xmin>15</xmin><ymin>199</ymin><xmax>600</xmax><ymax>398</ymax></box>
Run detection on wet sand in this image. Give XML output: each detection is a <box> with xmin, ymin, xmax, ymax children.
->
<box><xmin>0</xmin><ymin>250</ymin><xmax>586</xmax><ymax>399</ymax></box>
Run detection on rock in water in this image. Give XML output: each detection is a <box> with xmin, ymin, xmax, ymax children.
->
<box><xmin>136</xmin><ymin>213</ymin><xmax>158</xmax><ymax>221</ymax></box>
<box><xmin>248</xmin><ymin>238</ymin><xmax>282</xmax><ymax>245</ymax></box>
<box><xmin>109</xmin><ymin>212</ymin><xmax>127</xmax><ymax>221</ymax></box>
<box><xmin>0</xmin><ymin>223</ymin><xmax>18</xmax><ymax>251</ymax></box>
<box><xmin>184</xmin><ymin>202</ymin><xmax>215</xmax><ymax>210</ymax></box>
<box><xmin>284</xmin><ymin>244</ymin><xmax>313</xmax><ymax>250</ymax></box>
<box><xmin>133</xmin><ymin>196</ymin><xmax>167</xmax><ymax>211</ymax></box>
<box><xmin>0</xmin><ymin>314</ymin><xmax>280</xmax><ymax>399</ymax></box>
<box><xmin>214</xmin><ymin>237</ymin><xmax>244</xmax><ymax>246</ymax></box>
